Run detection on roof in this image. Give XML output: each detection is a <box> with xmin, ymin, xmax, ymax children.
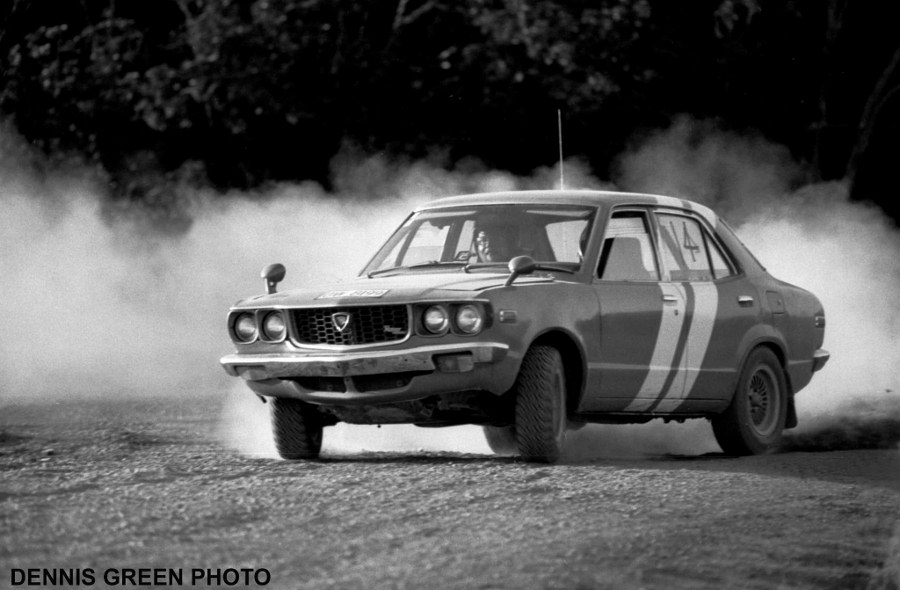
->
<box><xmin>417</xmin><ymin>190</ymin><xmax>718</xmax><ymax>226</ymax></box>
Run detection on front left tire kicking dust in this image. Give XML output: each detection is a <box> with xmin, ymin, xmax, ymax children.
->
<box><xmin>270</xmin><ymin>397</ymin><xmax>324</xmax><ymax>460</ymax></box>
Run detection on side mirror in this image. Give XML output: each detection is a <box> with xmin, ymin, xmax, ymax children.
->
<box><xmin>261</xmin><ymin>263</ymin><xmax>286</xmax><ymax>294</ymax></box>
<box><xmin>505</xmin><ymin>255</ymin><xmax>536</xmax><ymax>287</ymax></box>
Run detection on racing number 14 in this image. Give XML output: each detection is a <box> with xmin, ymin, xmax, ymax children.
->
<box><xmin>670</xmin><ymin>220</ymin><xmax>701</xmax><ymax>262</ymax></box>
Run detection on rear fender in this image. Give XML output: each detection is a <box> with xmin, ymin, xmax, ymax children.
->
<box><xmin>735</xmin><ymin>339</ymin><xmax>798</xmax><ymax>428</ymax></box>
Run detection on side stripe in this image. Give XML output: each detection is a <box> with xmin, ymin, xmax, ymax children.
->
<box><xmin>624</xmin><ymin>284</ymin><xmax>686</xmax><ymax>412</ymax></box>
<box><xmin>645</xmin><ymin>283</ymin><xmax>695</xmax><ymax>412</ymax></box>
<box><xmin>654</xmin><ymin>282</ymin><xmax>719</xmax><ymax>412</ymax></box>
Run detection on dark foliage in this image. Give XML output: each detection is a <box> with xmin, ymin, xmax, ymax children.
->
<box><xmin>1</xmin><ymin>0</ymin><xmax>898</xmax><ymax>222</ymax></box>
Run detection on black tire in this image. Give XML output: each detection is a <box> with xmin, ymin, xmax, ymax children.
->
<box><xmin>513</xmin><ymin>345</ymin><xmax>568</xmax><ymax>463</ymax></box>
<box><xmin>712</xmin><ymin>348</ymin><xmax>787</xmax><ymax>455</ymax></box>
<box><xmin>482</xmin><ymin>425</ymin><xmax>518</xmax><ymax>455</ymax></box>
<box><xmin>270</xmin><ymin>397</ymin><xmax>324</xmax><ymax>460</ymax></box>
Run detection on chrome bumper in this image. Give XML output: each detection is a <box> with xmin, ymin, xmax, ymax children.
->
<box><xmin>221</xmin><ymin>342</ymin><xmax>508</xmax><ymax>380</ymax></box>
<box><xmin>221</xmin><ymin>342</ymin><xmax>511</xmax><ymax>404</ymax></box>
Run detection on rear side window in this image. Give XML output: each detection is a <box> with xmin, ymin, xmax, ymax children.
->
<box><xmin>598</xmin><ymin>211</ymin><xmax>660</xmax><ymax>281</ymax></box>
<box><xmin>656</xmin><ymin>213</ymin><xmax>714</xmax><ymax>281</ymax></box>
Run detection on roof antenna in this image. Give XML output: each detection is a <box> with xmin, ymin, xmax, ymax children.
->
<box><xmin>557</xmin><ymin>109</ymin><xmax>565</xmax><ymax>190</ymax></box>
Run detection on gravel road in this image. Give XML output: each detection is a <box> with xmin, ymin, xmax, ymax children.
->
<box><xmin>2</xmin><ymin>396</ymin><xmax>899</xmax><ymax>590</ymax></box>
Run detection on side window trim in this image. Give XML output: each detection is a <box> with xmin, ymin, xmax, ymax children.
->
<box><xmin>690</xmin><ymin>213</ymin><xmax>741</xmax><ymax>279</ymax></box>
<box><xmin>703</xmin><ymin>223</ymin><xmax>741</xmax><ymax>278</ymax></box>
<box><xmin>701</xmin><ymin>226</ymin><xmax>737</xmax><ymax>279</ymax></box>
<box><xmin>717</xmin><ymin>218</ymin><xmax>754</xmax><ymax>274</ymax></box>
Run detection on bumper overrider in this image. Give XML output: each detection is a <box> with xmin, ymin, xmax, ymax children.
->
<box><xmin>220</xmin><ymin>342</ymin><xmax>511</xmax><ymax>405</ymax></box>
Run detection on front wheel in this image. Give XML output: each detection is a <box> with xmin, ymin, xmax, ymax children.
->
<box><xmin>270</xmin><ymin>397</ymin><xmax>324</xmax><ymax>460</ymax></box>
<box><xmin>712</xmin><ymin>348</ymin><xmax>788</xmax><ymax>455</ymax></box>
<box><xmin>513</xmin><ymin>345</ymin><xmax>568</xmax><ymax>463</ymax></box>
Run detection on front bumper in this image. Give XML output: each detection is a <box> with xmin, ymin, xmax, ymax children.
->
<box><xmin>220</xmin><ymin>342</ymin><xmax>511</xmax><ymax>404</ymax></box>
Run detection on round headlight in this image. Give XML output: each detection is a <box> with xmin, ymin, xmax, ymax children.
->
<box><xmin>261</xmin><ymin>311</ymin><xmax>286</xmax><ymax>341</ymax></box>
<box><xmin>423</xmin><ymin>305</ymin><xmax>449</xmax><ymax>334</ymax></box>
<box><xmin>455</xmin><ymin>304</ymin><xmax>484</xmax><ymax>334</ymax></box>
<box><xmin>234</xmin><ymin>313</ymin><xmax>258</xmax><ymax>343</ymax></box>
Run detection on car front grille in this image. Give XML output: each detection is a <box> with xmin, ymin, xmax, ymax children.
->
<box><xmin>291</xmin><ymin>305</ymin><xmax>409</xmax><ymax>346</ymax></box>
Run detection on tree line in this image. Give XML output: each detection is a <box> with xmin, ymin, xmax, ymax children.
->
<box><xmin>1</xmin><ymin>0</ymin><xmax>898</xmax><ymax>222</ymax></box>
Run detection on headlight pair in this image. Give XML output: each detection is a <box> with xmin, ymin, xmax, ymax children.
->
<box><xmin>231</xmin><ymin>310</ymin><xmax>287</xmax><ymax>343</ymax></box>
<box><xmin>421</xmin><ymin>304</ymin><xmax>485</xmax><ymax>336</ymax></box>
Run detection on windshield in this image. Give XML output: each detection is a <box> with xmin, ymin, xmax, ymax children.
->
<box><xmin>363</xmin><ymin>204</ymin><xmax>597</xmax><ymax>275</ymax></box>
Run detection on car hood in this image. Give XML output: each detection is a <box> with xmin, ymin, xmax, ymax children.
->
<box><xmin>232</xmin><ymin>271</ymin><xmax>555</xmax><ymax>309</ymax></box>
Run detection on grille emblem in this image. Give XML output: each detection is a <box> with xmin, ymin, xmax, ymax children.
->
<box><xmin>331</xmin><ymin>312</ymin><xmax>352</xmax><ymax>333</ymax></box>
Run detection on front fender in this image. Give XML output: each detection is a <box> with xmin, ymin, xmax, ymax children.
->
<box><xmin>480</xmin><ymin>281</ymin><xmax>599</xmax><ymax>396</ymax></box>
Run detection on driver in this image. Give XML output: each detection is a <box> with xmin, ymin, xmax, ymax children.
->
<box><xmin>474</xmin><ymin>223</ymin><xmax>515</xmax><ymax>262</ymax></box>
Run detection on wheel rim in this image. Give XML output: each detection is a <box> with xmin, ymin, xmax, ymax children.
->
<box><xmin>746</xmin><ymin>365</ymin><xmax>779</xmax><ymax>437</ymax></box>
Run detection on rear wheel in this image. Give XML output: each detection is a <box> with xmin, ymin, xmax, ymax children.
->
<box><xmin>270</xmin><ymin>397</ymin><xmax>324</xmax><ymax>460</ymax></box>
<box><xmin>513</xmin><ymin>345</ymin><xmax>568</xmax><ymax>463</ymax></box>
<box><xmin>482</xmin><ymin>425</ymin><xmax>518</xmax><ymax>455</ymax></box>
<box><xmin>712</xmin><ymin>348</ymin><xmax>787</xmax><ymax>455</ymax></box>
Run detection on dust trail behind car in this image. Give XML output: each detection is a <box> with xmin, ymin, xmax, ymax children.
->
<box><xmin>782</xmin><ymin>396</ymin><xmax>900</xmax><ymax>452</ymax></box>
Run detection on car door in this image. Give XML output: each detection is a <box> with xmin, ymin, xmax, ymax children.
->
<box><xmin>680</xmin><ymin>217</ymin><xmax>758</xmax><ymax>408</ymax></box>
<box><xmin>644</xmin><ymin>211</ymin><xmax>755</xmax><ymax>413</ymax></box>
<box><xmin>581</xmin><ymin>208</ymin><xmax>682</xmax><ymax>412</ymax></box>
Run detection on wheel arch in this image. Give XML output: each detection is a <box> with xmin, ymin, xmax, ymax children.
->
<box><xmin>529</xmin><ymin>328</ymin><xmax>586</xmax><ymax>415</ymax></box>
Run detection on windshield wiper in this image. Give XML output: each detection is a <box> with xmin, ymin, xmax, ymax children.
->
<box><xmin>532</xmin><ymin>263</ymin><xmax>576</xmax><ymax>274</ymax></box>
<box><xmin>462</xmin><ymin>261</ymin><xmax>507</xmax><ymax>273</ymax></box>
<box><xmin>367</xmin><ymin>261</ymin><xmax>467</xmax><ymax>278</ymax></box>
<box><xmin>463</xmin><ymin>260</ymin><xmax>578</xmax><ymax>276</ymax></box>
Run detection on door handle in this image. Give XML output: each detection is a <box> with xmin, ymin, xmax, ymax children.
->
<box><xmin>662</xmin><ymin>294</ymin><xmax>678</xmax><ymax>303</ymax></box>
<box><xmin>738</xmin><ymin>295</ymin><xmax>754</xmax><ymax>306</ymax></box>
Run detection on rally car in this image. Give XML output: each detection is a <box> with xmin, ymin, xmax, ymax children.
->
<box><xmin>220</xmin><ymin>190</ymin><xmax>829</xmax><ymax>462</ymax></box>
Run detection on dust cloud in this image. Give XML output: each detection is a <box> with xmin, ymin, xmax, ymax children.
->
<box><xmin>3</xmin><ymin>116</ymin><xmax>898</xmax><ymax>459</ymax></box>
<box><xmin>0</xmin><ymin>131</ymin><xmax>523</xmax><ymax>456</ymax></box>
<box><xmin>0</xmin><ymin>154</ymin><xmax>414</xmax><ymax>402</ymax></box>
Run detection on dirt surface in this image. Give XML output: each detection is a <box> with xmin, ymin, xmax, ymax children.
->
<box><xmin>1</xmin><ymin>397</ymin><xmax>899</xmax><ymax>590</ymax></box>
